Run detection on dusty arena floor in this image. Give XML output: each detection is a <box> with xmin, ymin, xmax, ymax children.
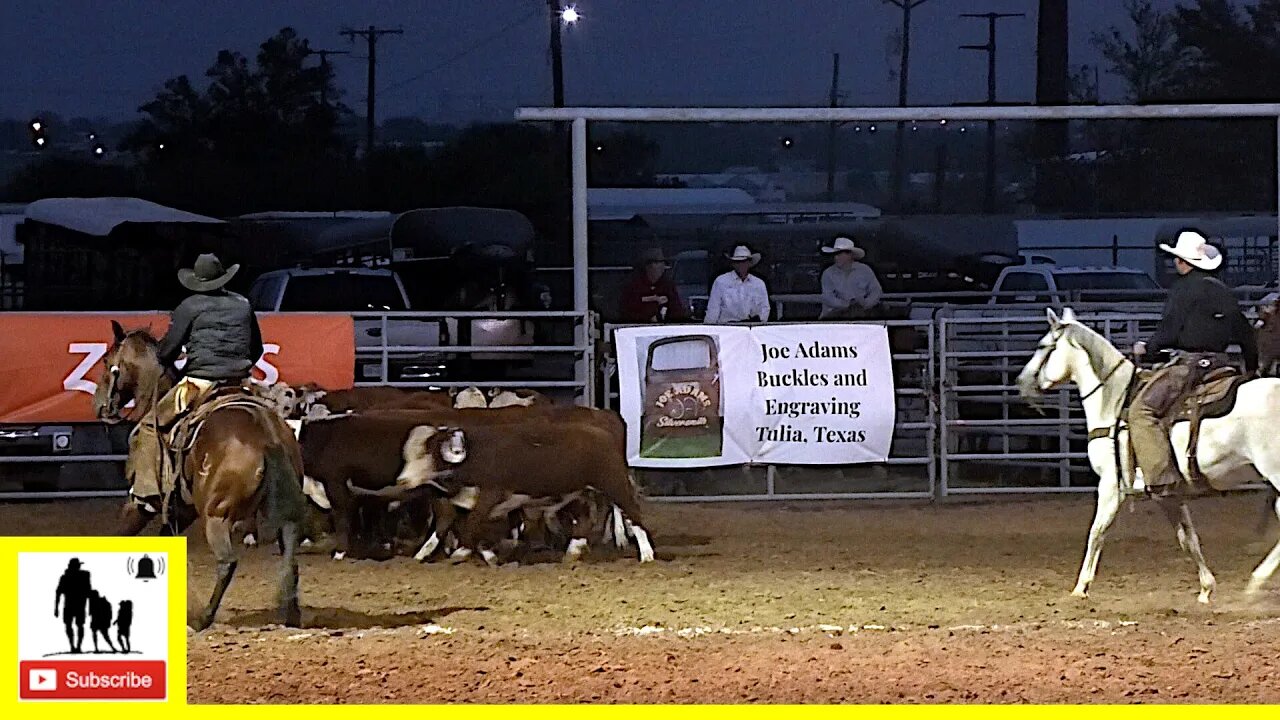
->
<box><xmin>5</xmin><ymin>494</ymin><xmax>1280</xmax><ymax>704</ymax></box>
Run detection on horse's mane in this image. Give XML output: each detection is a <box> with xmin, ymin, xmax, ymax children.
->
<box><xmin>1061</xmin><ymin>319</ymin><xmax>1128</xmax><ymax>378</ymax></box>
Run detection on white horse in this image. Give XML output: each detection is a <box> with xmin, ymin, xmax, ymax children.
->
<box><xmin>1015</xmin><ymin>307</ymin><xmax>1280</xmax><ymax>603</ymax></box>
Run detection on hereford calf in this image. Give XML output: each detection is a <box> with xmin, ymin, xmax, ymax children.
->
<box><xmin>352</xmin><ymin>422</ymin><xmax>655</xmax><ymax>564</ymax></box>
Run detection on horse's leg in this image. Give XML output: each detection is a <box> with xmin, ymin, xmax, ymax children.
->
<box><xmin>190</xmin><ymin>516</ymin><xmax>238</xmax><ymax>632</ymax></box>
<box><xmin>276</xmin><ymin>519</ymin><xmax>302</xmax><ymax>626</ymax></box>
<box><xmin>1072</xmin><ymin>471</ymin><xmax>1122</xmax><ymax>599</ymax></box>
<box><xmin>1246</xmin><ymin>492</ymin><xmax>1280</xmax><ymax>596</ymax></box>
<box><xmin>1155</xmin><ymin>497</ymin><xmax>1216</xmax><ymax>604</ymax></box>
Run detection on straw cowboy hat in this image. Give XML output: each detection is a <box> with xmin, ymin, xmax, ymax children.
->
<box><xmin>724</xmin><ymin>245</ymin><xmax>761</xmax><ymax>267</ymax></box>
<box><xmin>821</xmin><ymin>236</ymin><xmax>866</xmax><ymax>260</ymax></box>
<box><xmin>178</xmin><ymin>253</ymin><xmax>240</xmax><ymax>292</ymax></box>
<box><xmin>1159</xmin><ymin>229</ymin><xmax>1222</xmax><ymax>271</ymax></box>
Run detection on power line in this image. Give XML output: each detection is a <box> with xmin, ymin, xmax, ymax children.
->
<box><xmin>381</xmin><ymin>8</ymin><xmax>542</xmax><ymax>98</ymax></box>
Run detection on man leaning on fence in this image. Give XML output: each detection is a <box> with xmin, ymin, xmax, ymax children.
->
<box><xmin>819</xmin><ymin>236</ymin><xmax>883</xmax><ymax>320</ymax></box>
<box><xmin>704</xmin><ymin>245</ymin><xmax>771</xmax><ymax>324</ymax></box>
<box><xmin>1129</xmin><ymin>230</ymin><xmax>1258</xmax><ymax>499</ymax></box>
<box><xmin>619</xmin><ymin>248</ymin><xmax>687</xmax><ymax>324</ymax></box>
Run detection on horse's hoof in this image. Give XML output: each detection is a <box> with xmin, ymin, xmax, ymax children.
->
<box><xmin>1197</xmin><ymin>593</ymin><xmax>1213</xmax><ymax>605</ymax></box>
<box><xmin>1070</xmin><ymin>588</ymin><xmax>1089</xmax><ymax>600</ymax></box>
<box><xmin>187</xmin><ymin>614</ymin><xmax>213</xmax><ymax>633</ymax></box>
<box><xmin>332</xmin><ymin>551</ymin><xmax>346</xmax><ymax>561</ymax></box>
<box><xmin>243</xmin><ymin>533</ymin><xmax>257</xmax><ymax>548</ymax></box>
<box><xmin>283</xmin><ymin>608</ymin><xmax>302</xmax><ymax>628</ymax></box>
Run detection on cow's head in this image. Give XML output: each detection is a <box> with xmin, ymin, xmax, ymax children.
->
<box><xmin>440</xmin><ymin>427</ymin><xmax>468</xmax><ymax>464</ymax></box>
<box><xmin>260</xmin><ymin>381</ymin><xmax>301</xmax><ymax>419</ymax></box>
<box><xmin>487</xmin><ymin>389</ymin><xmax>535</xmax><ymax>408</ymax></box>
<box><xmin>452</xmin><ymin>386</ymin><xmax>488</xmax><ymax>409</ymax></box>
<box><xmin>395</xmin><ymin>425</ymin><xmax>464</xmax><ymax>495</ymax></box>
<box><xmin>1257</xmin><ymin>299</ymin><xmax>1280</xmax><ymax>329</ymax></box>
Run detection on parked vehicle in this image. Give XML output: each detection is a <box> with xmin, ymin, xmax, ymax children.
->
<box><xmin>247</xmin><ymin>267</ymin><xmax>447</xmax><ymax>383</ymax></box>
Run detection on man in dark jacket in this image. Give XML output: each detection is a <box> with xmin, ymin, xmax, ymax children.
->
<box><xmin>1129</xmin><ymin>230</ymin><xmax>1258</xmax><ymax>498</ymax></box>
<box><xmin>619</xmin><ymin>248</ymin><xmax>688</xmax><ymax>323</ymax></box>
<box><xmin>121</xmin><ymin>253</ymin><xmax>263</xmax><ymax>532</ymax></box>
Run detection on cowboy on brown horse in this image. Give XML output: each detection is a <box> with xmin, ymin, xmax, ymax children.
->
<box><xmin>120</xmin><ymin>253</ymin><xmax>264</xmax><ymax>534</ymax></box>
<box><xmin>1129</xmin><ymin>230</ymin><xmax>1258</xmax><ymax>498</ymax></box>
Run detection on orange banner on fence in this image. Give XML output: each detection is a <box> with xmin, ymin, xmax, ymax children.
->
<box><xmin>0</xmin><ymin>313</ymin><xmax>355</xmax><ymax>423</ymax></box>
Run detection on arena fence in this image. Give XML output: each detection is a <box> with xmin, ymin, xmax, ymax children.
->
<box><xmin>0</xmin><ymin>306</ymin><xmax>1268</xmax><ymax>501</ymax></box>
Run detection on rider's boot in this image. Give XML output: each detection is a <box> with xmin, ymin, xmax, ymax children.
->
<box><xmin>117</xmin><ymin>501</ymin><xmax>157</xmax><ymax>536</ymax></box>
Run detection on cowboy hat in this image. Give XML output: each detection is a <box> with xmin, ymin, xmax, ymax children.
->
<box><xmin>821</xmin><ymin>236</ymin><xmax>866</xmax><ymax>260</ymax></box>
<box><xmin>178</xmin><ymin>253</ymin><xmax>240</xmax><ymax>292</ymax></box>
<box><xmin>637</xmin><ymin>247</ymin><xmax>670</xmax><ymax>268</ymax></box>
<box><xmin>724</xmin><ymin>245</ymin><xmax>761</xmax><ymax>267</ymax></box>
<box><xmin>1159</xmin><ymin>229</ymin><xmax>1222</xmax><ymax>271</ymax></box>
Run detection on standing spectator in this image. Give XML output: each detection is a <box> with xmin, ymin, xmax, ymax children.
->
<box><xmin>819</xmin><ymin>236</ymin><xmax>883</xmax><ymax>320</ymax></box>
<box><xmin>704</xmin><ymin>245</ymin><xmax>771</xmax><ymax>324</ymax></box>
<box><xmin>619</xmin><ymin>248</ymin><xmax>688</xmax><ymax>323</ymax></box>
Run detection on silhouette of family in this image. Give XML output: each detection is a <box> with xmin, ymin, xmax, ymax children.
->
<box><xmin>53</xmin><ymin>558</ymin><xmax>135</xmax><ymax>654</ymax></box>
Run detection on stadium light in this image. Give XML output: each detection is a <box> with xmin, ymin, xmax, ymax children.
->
<box><xmin>561</xmin><ymin>5</ymin><xmax>580</xmax><ymax>24</ymax></box>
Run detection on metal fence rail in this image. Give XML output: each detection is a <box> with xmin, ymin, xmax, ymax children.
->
<box><xmin>0</xmin><ymin>307</ymin><xmax>1270</xmax><ymax>501</ymax></box>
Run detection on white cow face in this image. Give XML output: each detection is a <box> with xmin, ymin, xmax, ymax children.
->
<box><xmin>441</xmin><ymin>428</ymin><xmax>468</xmax><ymax>464</ymax></box>
<box><xmin>453</xmin><ymin>386</ymin><xmax>488</xmax><ymax>409</ymax></box>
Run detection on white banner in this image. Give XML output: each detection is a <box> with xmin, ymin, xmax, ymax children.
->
<box><xmin>615</xmin><ymin>323</ymin><xmax>897</xmax><ymax>468</ymax></box>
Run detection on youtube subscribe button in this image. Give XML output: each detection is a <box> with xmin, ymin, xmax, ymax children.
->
<box><xmin>19</xmin><ymin>660</ymin><xmax>166</xmax><ymax>701</ymax></box>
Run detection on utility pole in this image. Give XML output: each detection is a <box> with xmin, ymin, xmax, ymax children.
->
<box><xmin>960</xmin><ymin>12</ymin><xmax>1023</xmax><ymax>214</ymax></box>
<box><xmin>826</xmin><ymin>52</ymin><xmax>841</xmax><ymax>202</ymax></box>
<box><xmin>882</xmin><ymin>0</ymin><xmax>932</xmax><ymax>212</ymax></box>
<box><xmin>306</xmin><ymin>48</ymin><xmax>350</xmax><ymax>109</ymax></box>
<box><xmin>340</xmin><ymin>25</ymin><xmax>403</xmax><ymax>156</ymax></box>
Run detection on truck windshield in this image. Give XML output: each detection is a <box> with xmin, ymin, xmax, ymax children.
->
<box><xmin>279</xmin><ymin>274</ymin><xmax>408</xmax><ymax>311</ymax></box>
<box><xmin>1053</xmin><ymin>272</ymin><xmax>1159</xmax><ymax>291</ymax></box>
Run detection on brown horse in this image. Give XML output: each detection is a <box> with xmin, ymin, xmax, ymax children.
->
<box><xmin>93</xmin><ymin>321</ymin><xmax>305</xmax><ymax>631</ymax></box>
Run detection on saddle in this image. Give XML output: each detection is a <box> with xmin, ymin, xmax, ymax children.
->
<box><xmin>1105</xmin><ymin>363</ymin><xmax>1249</xmax><ymax>496</ymax></box>
<box><xmin>1172</xmin><ymin>366</ymin><xmax>1250</xmax><ymax>486</ymax></box>
<box><xmin>161</xmin><ymin>384</ymin><xmax>279</xmax><ymax>515</ymax></box>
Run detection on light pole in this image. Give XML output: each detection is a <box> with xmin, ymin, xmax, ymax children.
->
<box><xmin>548</xmin><ymin>2</ymin><xmax>580</xmax><ymax>108</ymax></box>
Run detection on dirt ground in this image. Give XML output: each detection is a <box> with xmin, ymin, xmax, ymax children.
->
<box><xmin>5</xmin><ymin>493</ymin><xmax>1280</xmax><ymax>704</ymax></box>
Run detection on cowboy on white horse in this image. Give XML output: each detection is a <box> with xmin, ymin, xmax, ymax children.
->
<box><xmin>1129</xmin><ymin>230</ymin><xmax>1258</xmax><ymax>498</ymax></box>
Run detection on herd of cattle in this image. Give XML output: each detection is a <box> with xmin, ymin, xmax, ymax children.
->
<box><xmin>247</xmin><ymin>384</ymin><xmax>656</xmax><ymax>567</ymax></box>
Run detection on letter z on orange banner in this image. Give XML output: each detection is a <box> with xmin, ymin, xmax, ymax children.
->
<box><xmin>0</xmin><ymin>312</ymin><xmax>355</xmax><ymax>423</ymax></box>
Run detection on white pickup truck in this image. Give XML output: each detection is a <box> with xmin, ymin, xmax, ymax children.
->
<box><xmin>248</xmin><ymin>267</ymin><xmax>448</xmax><ymax>383</ymax></box>
<box><xmin>913</xmin><ymin>264</ymin><xmax>1165</xmax><ymax>359</ymax></box>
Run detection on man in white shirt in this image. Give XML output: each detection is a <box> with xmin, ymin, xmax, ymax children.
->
<box><xmin>704</xmin><ymin>245</ymin><xmax>771</xmax><ymax>324</ymax></box>
<box><xmin>819</xmin><ymin>236</ymin><xmax>883</xmax><ymax>320</ymax></box>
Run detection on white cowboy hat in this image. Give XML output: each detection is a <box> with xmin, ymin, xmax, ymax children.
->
<box><xmin>1159</xmin><ymin>230</ymin><xmax>1222</xmax><ymax>271</ymax></box>
<box><xmin>724</xmin><ymin>245</ymin><xmax>761</xmax><ymax>266</ymax></box>
<box><xmin>820</xmin><ymin>236</ymin><xmax>866</xmax><ymax>260</ymax></box>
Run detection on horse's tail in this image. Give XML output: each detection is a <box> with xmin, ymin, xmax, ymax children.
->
<box><xmin>263</xmin><ymin>444</ymin><xmax>306</xmax><ymax>530</ymax></box>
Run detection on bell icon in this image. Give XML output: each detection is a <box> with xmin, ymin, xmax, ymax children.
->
<box><xmin>135</xmin><ymin>554</ymin><xmax>157</xmax><ymax>581</ymax></box>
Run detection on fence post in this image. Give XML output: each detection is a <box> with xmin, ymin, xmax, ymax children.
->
<box><xmin>571</xmin><ymin>116</ymin><xmax>590</xmax><ymax>406</ymax></box>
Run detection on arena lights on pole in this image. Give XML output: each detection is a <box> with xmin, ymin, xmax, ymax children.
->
<box><xmin>561</xmin><ymin>5</ymin><xmax>581</xmax><ymax>24</ymax></box>
<box><xmin>29</xmin><ymin>118</ymin><xmax>47</xmax><ymax>149</ymax></box>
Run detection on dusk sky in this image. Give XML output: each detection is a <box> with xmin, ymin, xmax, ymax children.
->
<box><xmin>2</xmin><ymin>0</ymin><xmax>1181</xmax><ymax>123</ymax></box>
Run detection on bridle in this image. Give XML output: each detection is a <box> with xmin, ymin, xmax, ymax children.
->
<box><xmin>1027</xmin><ymin>331</ymin><xmax>1127</xmax><ymax>406</ymax></box>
